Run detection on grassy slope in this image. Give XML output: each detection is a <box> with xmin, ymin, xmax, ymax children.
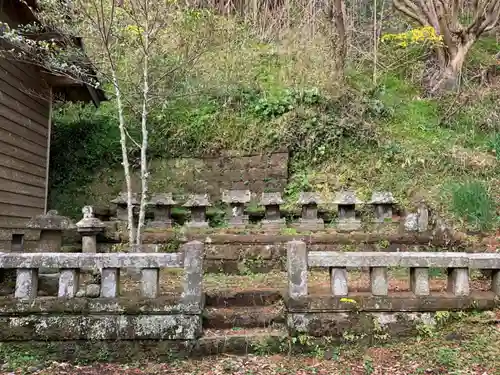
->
<box><xmin>49</xmin><ymin>23</ymin><xmax>499</xmax><ymax>231</ymax></box>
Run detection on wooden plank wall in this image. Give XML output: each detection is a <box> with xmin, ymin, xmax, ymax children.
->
<box><xmin>0</xmin><ymin>6</ymin><xmax>51</xmax><ymax>229</ymax></box>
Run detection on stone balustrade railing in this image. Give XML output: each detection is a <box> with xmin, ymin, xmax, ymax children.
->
<box><xmin>0</xmin><ymin>236</ymin><xmax>499</xmax><ymax>341</ymax></box>
<box><xmin>0</xmin><ymin>242</ymin><xmax>204</xmax><ymax>340</ymax></box>
<box><xmin>287</xmin><ymin>240</ymin><xmax>500</xmax><ymax>299</ymax></box>
<box><xmin>109</xmin><ymin>190</ymin><xmax>427</xmax><ymax>232</ymax></box>
<box><xmin>285</xmin><ymin>240</ymin><xmax>500</xmax><ymax>335</ymax></box>
<box><xmin>0</xmin><ymin>241</ymin><xmax>203</xmax><ymax>301</ymax></box>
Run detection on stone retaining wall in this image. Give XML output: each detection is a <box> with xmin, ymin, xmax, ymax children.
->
<box><xmin>71</xmin><ymin>231</ymin><xmax>484</xmax><ymax>274</ymax></box>
<box><xmin>143</xmin><ymin>150</ymin><xmax>289</xmax><ymax>201</ymax></box>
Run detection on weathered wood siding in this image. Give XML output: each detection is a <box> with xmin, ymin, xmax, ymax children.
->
<box><xmin>0</xmin><ymin>7</ymin><xmax>51</xmax><ymax>229</ymax></box>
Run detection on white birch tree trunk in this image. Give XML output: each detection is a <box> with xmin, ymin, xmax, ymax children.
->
<box><xmin>111</xmin><ymin>68</ymin><xmax>136</xmax><ymax>245</ymax></box>
<box><xmin>136</xmin><ymin>5</ymin><xmax>150</xmax><ymax>247</ymax></box>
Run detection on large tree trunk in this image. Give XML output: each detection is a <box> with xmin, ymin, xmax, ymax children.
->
<box><xmin>392</xmin><ymin>0</ymin><xmax>500</xmax><ymax>93</ymax></box>
<box><xmin>429</xmin><ymin>40</ymin><xmax>474</xmax><ymax>94</ymax></box>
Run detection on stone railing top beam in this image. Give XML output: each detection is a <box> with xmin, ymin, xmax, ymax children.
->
<box><xmin>298</xmin><ymin>192</ymin><xmax>322</xmax><ymax>205</ymax></box>
<box><xmin>148</xmin><ymin>193</ymin><xmax>176</xmax><ymax>206</ymax></box>
<box><xmin>260</xmin><ymin>192</ymin><xmax>284</xmax><ymax>205</ymax></box>
<box><xmin>369</xmin><ymin>192</ymin><xmax>396</xmax><ymax>204</ymax></box>
<box><xmin>183</xmin><ymin>194</ymin><xmax>211</xmax><ymax>207</ymax></box>
<box><xmin>27</xmin><ymin>210</ymin><xmax>75</xmax><ymax>231</ymax></box>
<box><xmin>0</xmin><ymin>252</ymin><xmax>183</xmax><ymax>269</ymax></box>
<box><xmin>332</xmin><ymin>191</ymin><xmax>363</xmax><ymax>205</ymax></box>
<box><xmin>111</xmin><ymin>192</ymin><xmax>139</xmax><ymax>205</ymax></box>
<box><xmin>221</xmin><ymin>190</ymin><xmax>251</xmax><ymax>204</ymax></box>
<box><xmin>308</xmin><ymin>251</ymin><xmax>500</xmax><ymax>269</ymax></box>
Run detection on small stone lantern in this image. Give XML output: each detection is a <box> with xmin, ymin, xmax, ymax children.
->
<box><xmin>76</xmin><ymin>206</ymin><xmax>105</xmax><ymax>253</ymax></box>
<box><xmin>183</xmin><ymin>194</ymin><xmax>211</xmax><ymax>228</ymax></box>
<box><xmin>333</xmin><ymin>191</ymin><xmax>363</xmax><ymax>231</ymax></box>
<box><xmin>111</xmin><ymin>192</ymin><xmax>139</xmax><ymax>222</ymax></box>
<box><xmin>222</xmin><ymin>189</ymin><xmax>251</xmax><ymax>228</ymax></box>
<box><xmin>148</xmin><ymin>193</ymin><xmax>176</xmax><ymax>229</ymax></box>
<box><xmin>27</xmin><ymin>210</ymin><xmax>75</xmax><ymax>282</ymax></box>
<box><xmin>369</xmin><ymin>191</ymin><xmax>396</xmax><ymax>223</ymax></box>
<box><xmin>260</xmin><ymin>192</ymin><xmax>285</xmax><ymax>229</ymax></box>
<box><xmin>298</xmin><ymin>192</ymin><xmax>324</xmax><ymax>231</ymax></box>
<box><xmin>27</xmin><ymin>210</ymin><xmax>75</xmax><ymax>252</ymax></box>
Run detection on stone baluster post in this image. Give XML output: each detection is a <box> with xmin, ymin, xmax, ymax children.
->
<box><xmin>331</xmin><ymin>268</ymin><xmax>348</xmax><ymax>296</ymax></box>
<box><xmin>222</xmin><ymin>189</ymin><xmax>251</xmax><ymax>228</ymax></box>
<box><xmin>369</xmin><ymin>191</ymin><xmax>395</xmax><ymax>223</ymax></box>
<box><xmin>183</xmin><ymin>194</ymin><xmax>211</xmax><ymax>229</ymax></box>
<box><xmin>410</xmin><ymin>268</ymin><xmax>430</xmax><ymax>296</ymax></box>
<box><xmin>447</xmin><ymin>268</ymin><xmax>469</xmax><ymax>296</ymax></box>
<box><xmin>181</xmin><ymin>241</ymin><xmax>204</xmax><ymax>307</ymax></box>
<box><xmin>101</xmin><ymin>268</ymin><xmax>120</xmax><ymax>298</ymax></box>
<box><xmin>287</xmin><ymin>240</ymin><xmax>308</xmax><ymax>299</ymax></box>
<box><xmin>297</xmin><ymin>192</ymin><xmax>324</xmax><ymax>231</ymax></box>
<box><xmin>370</xmin><ymin>267</ymin><xmax>388</xmax><ymax>296</ymax></box>
<box><xmin>58</xmin><ymin>269</ymin><xmax>80</xmax><ymax>298</ymax></box>
<box><xmin>333</xmin><ymin>191</ymin><xmax>363</xmax><ymax>231</ymax></box>
<box><xmin>492</xmin><ymin>270</ymin><xmax>500</xmax><ymax>296</ymax></box>
<box><xmin>141</xmin><ymin>268</ymin><xmax>160</xmax><ymax>298</ymax></box>
<box><xmin>148</xmin><ymin>193</ymin><xmax>176</xmax><ymax>229</ymax></box>
<box><xmin>15</xmin><ymin>268</ymin><xmax>38</xmax><ymax>300</ymax></box>
<box><xmin>260</xmin><ymin>192</ymin><xmax>285</xmax><ymax>229</ymax></box>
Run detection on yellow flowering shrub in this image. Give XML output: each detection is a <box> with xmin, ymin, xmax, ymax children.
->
<box><xmin>381</xmin><ymin>26</ymin><xmax>443</xmax><ymax>48</ymax></box>
<box><xmin>123</xmin><ymin>24</ymin><xmax>144</xmax><ymax>37</ymax></box>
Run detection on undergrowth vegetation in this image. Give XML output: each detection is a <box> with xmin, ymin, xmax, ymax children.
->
<box><xmin>49</xmin><ymin>7</ymin><xmax>499</xmax><ymax>231</ymax></box>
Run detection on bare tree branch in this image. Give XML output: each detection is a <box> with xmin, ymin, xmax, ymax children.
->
<box><xmin>393</xmin><ymin>0</ymin><xmax>429</xmax><ymax>25</ymax></box>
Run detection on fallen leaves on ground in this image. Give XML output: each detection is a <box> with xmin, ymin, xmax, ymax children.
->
<box><xmin>3</xmin><ymin>350</ymin><xmax>497</xmax><ymax>375</ymax></box>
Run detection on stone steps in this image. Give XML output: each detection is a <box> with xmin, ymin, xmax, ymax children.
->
<box><xmin>205</xmin><ymin>290</ymin><xmax>283</xmax><ymax>307</ymax></box>
<box><xmin>198</xmin><ymin>327</ymin><xmax>288</xmax><ymax>356</ymax></box>
<box><xmin>204</xmin><ymin>305</ymin><xmax>284</xmax><ymax>329</ymax></box>
<box><xmin>204</xmin><ymin>290</ymin><xmax>285</xmax><ymax>330</ymax></box>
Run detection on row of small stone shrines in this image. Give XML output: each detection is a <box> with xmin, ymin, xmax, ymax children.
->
<box><xmin>112</xmin><ymin>190</ymin><xmax>407</xmax><ymax>231</ymax></box>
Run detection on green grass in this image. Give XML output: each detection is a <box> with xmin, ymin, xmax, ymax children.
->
<box><xmin>447</xmin><ymin>180</ymin><xmax>497</xmax><ymax>231</ymax></box>
<box><xmin>48</xmin><ymin>19</ymin><xmax>499</xmax><ymax>232</ymax></box>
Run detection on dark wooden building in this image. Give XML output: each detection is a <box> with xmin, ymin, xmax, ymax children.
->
<box><xmin>0</xmin><ymin>0</ymin><xmax>104</xmax><ymax>230</ymax></box>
